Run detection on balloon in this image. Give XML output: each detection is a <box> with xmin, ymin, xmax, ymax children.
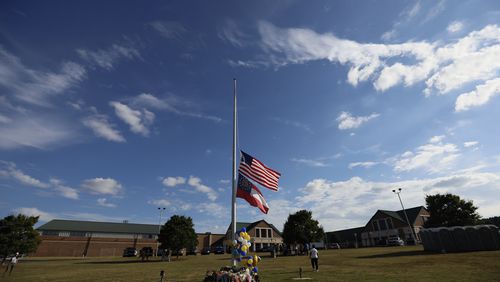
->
<box><xmin>239</xmin><ymin>250</ymin><xmax>246</xmax><ymax>256</ymax></box>
<box><xmin>237</xmin><ymin>236</ymin><xmax>244</xmax><ymax>242</ymax></box>
<box><xmin>233</xmin><ymin>240</ymin><xmax>238</xmax><ymax>245</ymax></box>
<box><xmin>241</xmin><ymin>227</ymin><xmax>247</xmax><ymax>233</ymax></box>
<box><xmin>245</xmin><ymin>234</ymin><xmax>251</xmax><ymax>241</ymax></box>
<box><xmin>247</xmin><ymin>242</ymin><xmax>251</xmax><ymax>247</ymax></box>
<box><xmin>241</xmin><ymin>245</ymin><xmax>248</xmax><ymax>252</ymax></box>
<box><xmin>252</xmin><ymin>255</ymin><xmax>259</xmax><ymax>266</ymax></box>
<box><xmin>252</xmin><ymin>267</ymin><xmax>258</xmax><ymax>273</ymax></box>
<box><xmin>242</xmin><ymin>239</ymin><xmax>247</xmax><ymax>245</ymax></box>
<box><xmin>247</xmin><ymin>258</ymin><xmax>253</xmax><ymax>266</ymax></box>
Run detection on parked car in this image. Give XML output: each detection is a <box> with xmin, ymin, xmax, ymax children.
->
<box><xmin>122</xmin><ymin>247</ymin><xmax>138</xmax><ymax>257</ymax></box>
<box><xmin>213</xmin><ymin>246</ymin><xmax>225</xmax><ymax>254</ymax></box>
<box><xmin>186</xmin><ymin>248</ymin><xmax>199</xmax><ymax>255</ymax></box>
<box><xmin>140</xmin><ymin>247</ymin><xmax>154</xmax><ymax>257</ymax></box>
<box><xmin>387</xmin><ymin>236</ymin><xmax>405</xmax><ymax>246</ymax></box>
<box><xmin>201</xmin><ymin>247</ymin><xmax>211</xmax><ymax>255</ymax></box>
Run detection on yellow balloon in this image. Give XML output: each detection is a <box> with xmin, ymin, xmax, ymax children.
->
<box><xmin>241</xmin><ymin>245</ymin><xmax>248</xmax><ymax>252</ymax></box>
<box><xmin>253</xmin><ymin>255</ymin><xmax>259</xmax><ymax>266</ymax></box>
<box><xmin>245</xmin><ymin>234</ymin><xmax>251</xmax><ymax>241</ymax></box>
<box><xmin>247</xmin><ymin>258</ymin><xmax>253</xmax><ymax>266</ymax></box>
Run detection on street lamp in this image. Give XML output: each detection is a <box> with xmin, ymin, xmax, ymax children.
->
<box><xmin>392</xmin><ymin>188</ymin><xmax>417</xmax><ymax>244</ymax></box>
<box><xmin>157</xmin><ymin>207</ymin><xmax>166</xmax><ymax>256</ymax></box>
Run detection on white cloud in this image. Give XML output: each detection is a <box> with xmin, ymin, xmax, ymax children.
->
<box><xmin>447</xmin><ymin>21</ymin><xmax>464</xmax><ymax>33</ymax></box>
<box><xmin>197</xmin><ymin>203</ymin><xmax>226</xmax><ymax>218</ymax></box>
<box><xmin>393</xmin><ymin>140</ymin><xmax>460</xmax><ymax>173</ymax></box>
<box><xmin>295</xmin><ymin>170</ymin><xmax>500</xmax><ymax>230</ymax></box>
<box><xmin>348</xmin><ymin>162</ymin><xmax>378</xmax><ymax>169</ymax></box>
<box><xmin>291</xmin><ymin>158</ymin><xmax>328</xmax><ymax>167</ymax></box>
<box><xmin>218</xmin><ymin>19</ymin><xmax>249</xmax><ymax>47</ymax></box>
<box><xmin>131</xmin><ymin>93</ymin><xmax>222</xmax><ymax>123</ymax></box>
<box><xmin>381</xmin><ymin>1</ymin><xmax>421</xmax><ymax>41</ymax></box>
<box><xmin>82</xmin><ymin>178</ymin><xmax>122</xmax><ymax>195</ymax></box>
<box><xmin>97</xmin><ymin>198</ymin><xmax>117</xmax><ymax>208</ymax></box>
<box><xmin>12</xmin><ymin>207</ymin><xmax>55</xmax><ymax>222</ymax></box>
<box><xmin>77</xmin><ymin>44</ymin><xmax>140</xmax><ymax>70</ymax></box>
<box><xmin>110</xmin><ymin>101</ymin><xmax>154</xmax><ymax>137</ymax></box>
<box><xmin>162</xmin><ymin>176</ymin><xmax>186</xmax><ymax>187</ymax></box>
<box><xmin>254</xmin><ymin>22</ymin><xmax>500</xmax><ymax>109</ymax></box>
<box><xmin>336</xmin><ymin>111</ymin><xmax>379</xmax><ymax>130</ymax></box>
<box><xmin>187</xmin><ymin>176</ymin><xmax>217</xmax><ymax>201</ymax></box>
<box><xmin>50</xmin><ymin>178</ymin><xmax>79</xmax><ymax>200</ymax></box>
<box><xmin>455</xmin><ymin>78</ymin><xmax>500</xmax><ymax>112</ymax></box>
<box><xmin>149</xmin><ymin>21</ymin><xmax>186</xmax><ymax>40</ymax></box>
<box><xmin>0</xmin><ymin>47</ymin><xmax>86</xmax><ymax>106</ymax></box>
<box><xmin>0</xmin><ymin>161</ymin><xmax>49</xmax><ymax>188</ymax></box>
<box><xmin>148</xmin><ymin>199</ymin><xmax>172</xmax><ymax>207</ymax></box>
<box><xmin>429</xmin><ymin>135</ymin><xmax>445</xmax><ymax>143</ymax></box>
<box><xmin>464</xmin><ymin>141</ymin><xmax>479</xmax><ymax>148</ymax></box>
<box><xmin>82</xmin><ymin>114</ymin><xmax>126</xmax><ymax>142</ymax></box>
<box><xmin>271</xmin><ymin>117</ymin><xmax>312</xmax><ymax>133</ymax></box>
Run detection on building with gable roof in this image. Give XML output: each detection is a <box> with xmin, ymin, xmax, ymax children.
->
<box><xmin>225</xmin><ymin>220</ymin><xmax>283</xmax><ymax>251</ymax></box>
<box><xmin>360</xmin><ymin>206</ymin><xmax>429</xmax><ymax>246</ymax></box>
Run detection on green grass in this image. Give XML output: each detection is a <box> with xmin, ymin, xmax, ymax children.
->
<box><xmin>4</xmin><ymin>246</ymin><xmax>500</xmax><ymax>281</ymax></box>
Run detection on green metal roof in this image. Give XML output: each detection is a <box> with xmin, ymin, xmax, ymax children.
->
<box><xmin>37</xmin><ymin>219</ymin><xmax>159</xmax><ymax>234</ymax></box>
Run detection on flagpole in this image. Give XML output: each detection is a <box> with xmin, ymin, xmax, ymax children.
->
<box><xmin>231</xmin><ymin>78</ymin><xmax>237</xmax><ymax>266</ymax></box>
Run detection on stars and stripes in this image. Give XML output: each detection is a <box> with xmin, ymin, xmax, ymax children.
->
<box><xmin>236</xmin><ymin>173</ymin><xmax>269</xmax><ymax>214</ymax></box>
<box><xmin>238</xmin><ymin>151</ymin><xmax>281</xmax><ymax>191</ymax></box>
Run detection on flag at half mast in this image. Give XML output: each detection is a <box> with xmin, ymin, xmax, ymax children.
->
<box><xmin>238</xmin><ymin>150</ymin><xmax>281</xmax><ymax>191</ymax></box>
<box><xmin>236</xmin><ymin>173</ymin><xmax>269</xmax><ymax>214</ymax></box>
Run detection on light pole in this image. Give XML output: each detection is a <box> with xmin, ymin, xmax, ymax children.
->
<box><xmin>157</xmin><ymin>207</ymin><xmax>166</xmax><ymax>256</ymax></box>
<box><xmin>392</xmin><ymin>188</ymin><xmax>417</xmax><ymax>244</ymax></box>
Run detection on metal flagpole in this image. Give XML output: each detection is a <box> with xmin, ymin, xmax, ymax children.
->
<box><xmin>231</xmin><ymin>78</ymin><xmax>238</xmax><ymax>266</ymax></box>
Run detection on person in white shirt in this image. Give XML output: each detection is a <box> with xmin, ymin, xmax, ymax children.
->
<box><xmin>310</xmin><ymin>245</ymin><xmax>319</xmax><ymax>272</ymax></box>
<box><xmin>4</xmin><ymin>252</ymin><xmax>19</xmax><ymax>276</ymax></box>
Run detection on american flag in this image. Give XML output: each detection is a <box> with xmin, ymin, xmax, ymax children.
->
<box><xmin>238</xmin><ymin>150</ymin><xmax>281</xmax><ymax>191</ymax></box>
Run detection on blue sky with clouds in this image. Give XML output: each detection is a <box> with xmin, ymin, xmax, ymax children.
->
<box><xmin>1</xmin><ymin>0</ymin><xmax>500</xmax><ymax>233</ymax></box>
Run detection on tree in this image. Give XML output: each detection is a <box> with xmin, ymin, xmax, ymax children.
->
<box><xmin>424</xmin><ymin>193</ymin><xmax>480</xmax><ymax>228</ymax></box>
<box><xmin>158</xmin><ymin>215</ymin><xmax>197</xmax><ymax>258</ymax></box>
<box><xmin>282</xmin><ymin>210</ymin><xmax>324</xmax><ymax>245</ymax></box>
<box><xmin>0</xmin><ymin>214</ymin><xmax>41</xmax><ymax>260</ymax></box>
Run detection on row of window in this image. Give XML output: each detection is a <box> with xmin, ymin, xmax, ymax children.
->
<box><xmin>255</xmin><ymin>228</ymin><xmax>273</xmax><ymax>238</ymax></box>
<box><xmin>42</xmin><ymin>231</ymin><xmax>154</xmax><ymax>239</ymax></box>
<box><xmin>372</xmin><ymin>218</ymin><xmax>394</xmax><ymax>231</ymax></box>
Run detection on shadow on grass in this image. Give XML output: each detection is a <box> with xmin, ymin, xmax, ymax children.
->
<box><xmin>358</xmin><ymin>250</ymin><xmax>439</xmax><ymax>259</ymax></box>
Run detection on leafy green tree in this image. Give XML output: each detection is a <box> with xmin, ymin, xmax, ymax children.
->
<box><xmin>424</xmin><ymin>193</ymin><xmax>480</xmax><ymax>228</ymax></box>
<box><xmin>0</xmin><ymin>214</ymin><xmax>41</xmax><ymax>260</ymax></box>
<box><xmin>158</xmin><ymin>215</ymin><xmax>197</xmax><ymax>258</ymax></box>
<box><xmin>282</xmin><ymin>210</ymin><xmax>324</xmax><ymax>245</ymax></box>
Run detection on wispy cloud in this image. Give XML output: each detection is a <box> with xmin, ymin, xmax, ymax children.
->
<box><xmin>0</xmin><ymin>161</ymin><xmax>49</xmax><ymax>188</ymax></box>
<box><xmin>348</xmin><ymin>161</ymin><xmax>379</xmax><ymax>169</ymax></box>
<box><xmin>131</xmin><ymin>93</ymin><xmax>222</xmax><ymax>123</ymax></box>
<box><xmin>82</xmin><ymin>112</ymin><xmax>126</xmax><ymax>142</ymax></box>
<box><xmin>110</xmin><ymin>101</ymin><xmax>154</xmax><ymax>137</ymax></box>
<box><xmin>50</xmin><ymin>178</ymin><xmax>79</xmax><ymax>200</ymax></box>
<box><xmin>464</xmin><ymin>141</ymin><xmax>479</xmax><ymax>148</ymax></box>
<box><xmin>381</xmin><ymin>1</ymin><xmax>421</xmax><ymax>41</ymax></box>
<box><xmin>218</xmin><ymin>19</ymin><xmax>249</xmax><ymax>47</ymax></box>
<box><xmin>291</xmin><ymin>158</ymin><xmax>329</xmax><ymax>167</ymax></box>
<box><xmin>271</xmin><ymin>117</ymin><xmax>312</xmax><ymax>133</ymax></box>
<box><xmin>336</xmin><ymin>111</ymin><xmax>379</xmax><ymax>130</ymax></box>
<box><xmin>187</xmin><ymin>176</ymin><xmax>217</xmax><ymax>201</ymax></box>
<box><xmin>149</xmin><ymin>21</ymin><xmax>187</xmax><ymax>40</ymax></box>
<box><xmin>0</xmin><ymin>47</ymin><xmax>86</xmax><ymax>106</ymax></box>
<box><xmin>77</xmin><ymin>44</ymin><xmax>140</xmax><ymax>70</ymax></box>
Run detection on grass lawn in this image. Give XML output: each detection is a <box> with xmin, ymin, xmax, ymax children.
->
<box><xmin>4</xmin><ymin>246</ymin><xmax>500</xmax><ymax>281</ymax></box>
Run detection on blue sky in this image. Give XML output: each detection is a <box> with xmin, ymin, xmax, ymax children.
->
<box><xmin>1</xmin><ymin>0</ymin><xmax>500</xmax><ymax>233</ymax></box>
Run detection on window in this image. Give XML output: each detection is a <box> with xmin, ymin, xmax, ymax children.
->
<box><xmin>256</xmin><ymin>229</ymin><xmax>260</xmax><ymax>237</ymax></box>
<box><xmin>372</xmin><ymin>220</ymin><xmax>379</xmax><ymax>231</ymax></box>
<box><xmin>379</xmin><ymin>219</ymin><xmax>387</xmax><ymax>230</ymax></box>
<box><xmin>387</xmin><ymin>218</ymin><xmax>393</xmax><ymax>229</ymax></box>
<box><xmin>69</xmin><ymin>231</ymin><xmax>86</xmax><ymax>237</ymax></box>
<box><xmin>268</xmin><ymin>229</ymin><xmax>272</xmax><ymax>238</ymax></box>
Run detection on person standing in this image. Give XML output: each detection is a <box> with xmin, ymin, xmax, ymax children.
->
<box><xmin>4</xmin><ymin>252</ymin><xmax>19</xmax><ymax>276</ymax></box>
<box><xmin>310</xmin><ymin>245</ymin><xmax>319</xmax><ymax>272</ymax></box>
